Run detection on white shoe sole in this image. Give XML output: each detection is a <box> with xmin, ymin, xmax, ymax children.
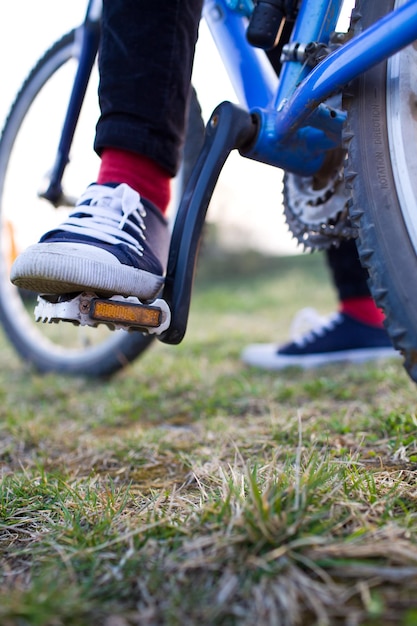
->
<box><xmin>10</xmin><ymin>242</ymin><xmax>164</xmax><ymax>300</ymax></box>
<box><xmin>241</xmin><ymin>343</ymin><xmax>401</xmax><ymax>370</ymax></box>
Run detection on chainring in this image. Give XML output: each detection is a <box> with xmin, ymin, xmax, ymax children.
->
<box><xmin>283</xmin><ymin>149</ymin><xmax>357</xmax><ymax>250</ymax></box>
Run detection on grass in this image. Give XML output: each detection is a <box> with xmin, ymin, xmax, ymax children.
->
<box><xmin>1</xmin><ymin>249</ymin><xmax>417</xmax><ymax>625</ymax></box>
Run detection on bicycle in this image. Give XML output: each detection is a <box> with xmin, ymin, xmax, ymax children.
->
<box><xmin>1</xmin><ymin>0</ymin><xmax>417</xmax><ymax>383</ymax></box>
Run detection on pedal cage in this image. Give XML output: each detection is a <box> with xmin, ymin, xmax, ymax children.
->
<box><xmin>34</xmin><ymin>292</ymin><xmax>171</xmax><ymax>335</ymax></box>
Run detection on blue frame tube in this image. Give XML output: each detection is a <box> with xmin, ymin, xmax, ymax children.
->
<box><xmin>202</xmin><ymin>0</ymin><xmax>346</xmax><ymax>174</ymax></box>
<box><xmin>245</xmin><ymin>0</ymin><xmax>417</xmax><ymax>174</ymax></box>
<box><xmin>203</xmin><ymin>0</ymin><xmax>277</xmax><ymax>109</ymax></box>
<box><xmin>274</xmin><ymin>0</ymin><xmax>417</xmax><ymax>140</ymax></box>
<box><xmin>203</xmin><ymin>0</ymin><xmax>346</xmax><ymax>111</ymax></box>
<box><xmin>46</xmin><ymin>2</ymin><xmax>100</xmax><ymax>199</ymax></box>
<box><xmin>272</xmin><ymin>0</ymin><xmax>345</xmax><ymax>109</ymax></box>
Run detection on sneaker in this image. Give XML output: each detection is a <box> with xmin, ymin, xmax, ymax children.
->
<box><xmin>241</xmin><ymin>308</ymin><xmax>400</xmax><ymax>370</ymax></box>
<box><xmin>10</xmin><ymin>183</ymin><xmax>170</xmax><ymax>301</ymax></box>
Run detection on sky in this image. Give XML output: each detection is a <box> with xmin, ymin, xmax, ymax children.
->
<box><xmin>0</xmin><ymin>2</ymin><xmax>352</xmax><ymax>256</ymax></box>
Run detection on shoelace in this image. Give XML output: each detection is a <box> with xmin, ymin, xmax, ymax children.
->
<box><xmin>290</xmin><ymin>307</ymin><xmax>342</xmax><ymax>347</ymax></box>
<box><xmin>56</xmin><ymin>184</ymin><xmax>147</xmax><ymax>256</ymax></box>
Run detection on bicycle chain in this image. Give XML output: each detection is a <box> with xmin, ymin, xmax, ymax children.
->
<box><xmin>283</xmin><ymin>151</ymin><xmax>357</xmax><ymax>250</ymax></box>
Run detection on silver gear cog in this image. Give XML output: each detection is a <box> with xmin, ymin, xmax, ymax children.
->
<box><xmin>283</xmin><ymin>149</ymin><xmax>357</xmax><ymax>250</ymax></box>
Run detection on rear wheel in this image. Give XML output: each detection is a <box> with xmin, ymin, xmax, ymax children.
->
<box><xmin>344</xmin><ymin>0</ymin><xmax>417</xmax><ymax>382</ymax></box>
<box><xmin>0</xmin><ymin>30</ymin><xmax>154</xmax><ymax>376</ymax></box>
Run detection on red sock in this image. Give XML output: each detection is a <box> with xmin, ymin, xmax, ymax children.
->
<box><xmin>341</xmin><ymin>296</ymin><xmax>385</xmax><ymax>328</ymax></box>
<box><xmin>97</xmin><ymin>148</ymin><xmax>171</xmax><ymax>214</ymax></box>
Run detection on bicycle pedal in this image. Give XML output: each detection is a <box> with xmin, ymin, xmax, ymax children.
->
<box><xmin>34</xmin><ymin>292</ymin><xmax>171</xmax><ymax>334</ymax></box>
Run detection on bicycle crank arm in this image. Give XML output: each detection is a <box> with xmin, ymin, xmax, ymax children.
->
<box><xmin>160</xmin><ymin>101</ymin><xmax>256</xmax><ymax>345</ymax></box>
<box><xmin>34</xmin><ymin>292</ymin><xmax>171</xmax><ymax>334</ymax></box>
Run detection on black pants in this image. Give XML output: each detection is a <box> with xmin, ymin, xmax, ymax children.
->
<box><xmin>327</xmin><ymin>239</ymin><xmax>370</xmax><ymax>301</ymax></box>
<box><xmin>94</xmin><ymin>0</ymin><xmax>203</xmax><ymax>177</ymax></box>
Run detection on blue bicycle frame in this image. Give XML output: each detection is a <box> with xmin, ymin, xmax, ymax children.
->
<box><xmin>203</xmin><ymin>0</ymin><xmax>417</xmax><ymax>175</ymax></box>
<box><xmin>47</xmin><ymin>0</ymin><xmax>417</xmax><ymax>194</ymax></box>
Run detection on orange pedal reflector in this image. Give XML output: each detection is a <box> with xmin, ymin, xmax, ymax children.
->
<box><xmin>90</xmin><ymin>299</ymin><xmax>162</xmax><ymax>328</ymax></box>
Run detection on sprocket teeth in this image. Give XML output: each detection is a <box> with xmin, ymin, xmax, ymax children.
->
<box><xmin>283</xmin><ymin>166</ymin><xmax>357</xmax><ymax>252</ymax></box>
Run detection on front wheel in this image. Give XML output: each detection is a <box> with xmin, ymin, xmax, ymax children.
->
<box><xmin>0</xmin><ymin>30</ymin><xmax>154</xmax><ymax>377</ymax></box>
<box><xmin>344</xmin><ymin>0</ymin><xmax>417</xmax><ymax>382</ymax></box>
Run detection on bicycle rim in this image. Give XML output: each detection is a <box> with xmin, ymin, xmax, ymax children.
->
<box><xmin>386</xmin><ymin>0</ymin><xmax>417</xmax><ymax>253</ymax></box>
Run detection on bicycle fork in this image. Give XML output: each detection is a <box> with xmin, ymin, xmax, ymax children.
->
<box><xmin>35</xmin><ymin>102</ymin><xmax>257</xmax><ymax>342</ymax></box>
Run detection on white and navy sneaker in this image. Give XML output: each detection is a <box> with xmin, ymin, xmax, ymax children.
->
<box><xmin>10</xmin><ymin>183</ymin><xmax>170</xmax><ymax>301</ymax></box>
<box><xmin>241</xmin><ymin>308</ymin><xmax>400</xmax><ymax>370</ymax></box>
